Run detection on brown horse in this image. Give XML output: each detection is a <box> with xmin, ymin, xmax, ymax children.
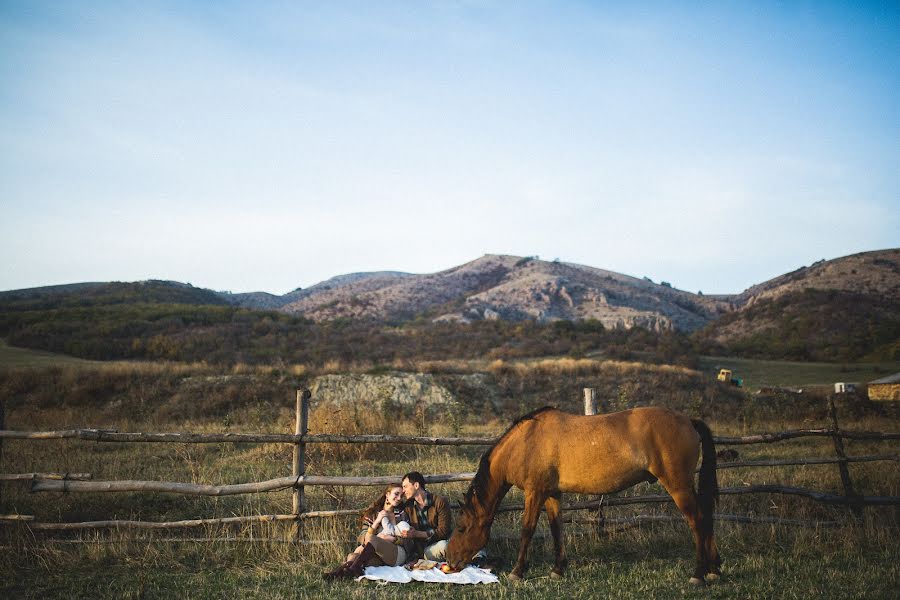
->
<box><xmin>445</xmin><ymin>406</ymin><xmax>721</xmax><ymax>584</ymax></box>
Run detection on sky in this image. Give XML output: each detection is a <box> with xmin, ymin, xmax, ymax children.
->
<box><xmin>1</xmin><ymin>1</ymin><xmax>897</xmax><ymax>296</ymax></box>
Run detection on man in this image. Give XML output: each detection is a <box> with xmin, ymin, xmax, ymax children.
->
<box><xmin>399</xmin><ymin>471</ymin><xmax>452</xmax><ymax>561</ymax></box>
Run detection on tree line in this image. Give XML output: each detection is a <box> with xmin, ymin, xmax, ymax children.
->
<box><xmin>0</xmin><ymin>301</ymin><xmax>700</xmax><ymax>367</ymax></box>
<box><xmin>1</xmin><ymin>284</ymin><xmax>894</xmax><ymax>366</ymax></box>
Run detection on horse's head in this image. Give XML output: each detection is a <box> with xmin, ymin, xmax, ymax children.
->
<box><xmin>445</xmin><ymin>492</ymin><xmax>491</xmax><ymax>572</ymax></box>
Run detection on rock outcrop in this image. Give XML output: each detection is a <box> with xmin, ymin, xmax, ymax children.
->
<box><xmin>311</xmin><ymin>373</ymin><xmax>458</xmax><ymax>409</ymax></box>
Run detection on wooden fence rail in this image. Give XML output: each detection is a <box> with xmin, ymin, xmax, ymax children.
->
<box><xmin>1</xmin><ymin>428</ymin><xmax>898</xmax><ymax>445</ymax></box>
<box><xmin>28</xmin><ymin>472</ymin><xmax>477</xmax><ymax>496</ymax></box>
<box><xmin>0</xmin><ymin>472</ymin><xmax>92</xmax><ymax>481</ymax></box>
<box><xmin>7</xmin><ymin>484</ymin><xmax>898</xmax><ymax>531</ymax></box>
<box><xmin>713</xmin><ymin>429</ymin><xmax>900</xmax><ymax>444</ymax></box>
<box><xmin>0</xmin><ymin>430</ymin><xmax>500</xmax><ymax>445</ymax></box>
<box><xmin>1</xmin><ymin>512</ymin><xmax>847</xmax><ymax>532</ymax></box>
<box><xmin>19</xmin><ymin>454</ymin><xmax>900</xmax><ymax>496</ymax></box>
<box><xmin>7</xmin><ymin>455</ymin><xmax>899</xmax><ymax>491</ymax></box>
<box><xmin>714</xmin><ymin>454</ymin><xmax>900</xmax><ymax>469</ymax></box>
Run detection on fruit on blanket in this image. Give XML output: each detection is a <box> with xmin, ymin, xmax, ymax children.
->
<box><xmin>440</xmin><ymin>563</ymin><xmax>452</xmax><ymax>573</ymax></box>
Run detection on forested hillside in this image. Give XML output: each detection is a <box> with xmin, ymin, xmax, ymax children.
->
<box><xmin>0</xmin><ymin>299</ymin><xmax>693</xmax><ymax>367</ymax></box>
<box><xmin>0</xmin><ymin>280</ymin><xmax>228</xmax><ymax>310</ymax></box>
<box><xmin>694</xmin><ymin>289</ymin><xmax>899</xmax><ymax>362</ymax></box>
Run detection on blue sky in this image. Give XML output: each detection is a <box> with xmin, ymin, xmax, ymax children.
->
<box><xmin>1</xmin><ymin>1</ymin><xmax>897</xmax><ymax>295</ymax></box>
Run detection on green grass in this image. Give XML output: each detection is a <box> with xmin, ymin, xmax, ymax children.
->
<box><xmin>3</xmin><ymin>521</ymin><xmax>897</xmax><ymax>599</ymax></box>
<box><xmin>698</xmin><ymin>355</ymin><xmax>899</xmax><ymax>392</ymax></box>
<box><xmin>0</xmin><ymin>338</ymin><xmax>96</xmax><ymax>369</ymax></box>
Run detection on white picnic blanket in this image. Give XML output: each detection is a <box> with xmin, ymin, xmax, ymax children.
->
<box><xmin>358</xmin><ymin>565</ymin><xmax>499</xmax><ymax>585</ymax></box>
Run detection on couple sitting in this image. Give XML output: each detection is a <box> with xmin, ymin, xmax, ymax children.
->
<box><xmin>323</xmin><ymin>471</ymin><xmax>451</xmax><ymax>579</ymax></box>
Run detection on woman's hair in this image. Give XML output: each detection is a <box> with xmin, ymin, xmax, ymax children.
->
<box><xmin>361</xmin><ymin>483</ymin><xmax>403</xmax><ymax>524</ymax></box>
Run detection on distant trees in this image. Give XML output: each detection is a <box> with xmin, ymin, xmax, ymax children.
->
<box><xmin>0</xmin><ymin>299</ymin><xmax>696</xmax><ymax>367</ymax></box>
<box><xmin>693</xmin><ymin>289</ymin><xmax>900</xmax><ymax>362</ymax></box>
<box><xmin>4</xmin><ymin>285</ymin><xmax>891</xmax><ymax>367</ymax></box>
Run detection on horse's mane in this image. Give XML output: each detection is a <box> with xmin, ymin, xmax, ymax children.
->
<box><xmin>464</xmin><ymin>406</ymin><xmax>557</xmax><ymax>508</ymax></box>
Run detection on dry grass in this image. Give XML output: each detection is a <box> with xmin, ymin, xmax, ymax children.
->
<box><xmin>415</xmin><ymin>359</ymin><xmax>492</xmax><ymax>373</ymax></box>
<box><xmin>487</xmin><ymin>357</ymin><xmax>697</xmax><ymax>378</ymax></box>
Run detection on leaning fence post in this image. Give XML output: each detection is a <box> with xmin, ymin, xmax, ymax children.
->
<box><xmin>583</xmin><ymin>388</ymin><xmax>598</xmax><ymax>416</ymax></box>
<box><xmin>292</xmin><ymin>389</ymin><xmax>311</xmax><ymax>541</ymax></box>
<box><xmin>827</xmin><ymin>394</ymin><xmax>862</xmax><ymax>521</ymax></box>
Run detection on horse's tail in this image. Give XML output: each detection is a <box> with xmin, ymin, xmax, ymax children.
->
<box><xmin>691</xmin><ymin>418</ymin><xmax>719</xmax><ymax>521</ymax></box>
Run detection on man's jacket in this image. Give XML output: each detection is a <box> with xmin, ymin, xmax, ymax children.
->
<box><xmin>405</xmin><ymin>491</ymin><xmax>452</xmax><ymax>556</ymax></box>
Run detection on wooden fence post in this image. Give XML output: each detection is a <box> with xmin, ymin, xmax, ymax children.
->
<box><xmin>582</xmin><ymin>388</ymin><xmax>605</xmax><ymax>533</ymax></box>
<box><xmin>292</xmin><ymin>389</ymin><xmax>311</xmax><ymax>541</ymax></box>
<box><xmin>583</xmin><ymin>388</ymin><xmax>597</xmax><ymax>416</ymax></box>
<box><xmin>827</xmin><ymin>394</ymin><xmax>862</xmax><ymax>521</ymax></box>
<box><xmin>0</xmin><ymin>398</ymin><xmax>4</xmax><ymax>509</ymax></box>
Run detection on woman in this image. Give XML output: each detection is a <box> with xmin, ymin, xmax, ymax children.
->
<box><xmin>323</xmin><ymin>483</ymin><xmax>413</xmax><ymax>580</ymax></box>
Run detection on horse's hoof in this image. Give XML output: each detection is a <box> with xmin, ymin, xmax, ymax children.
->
<box><xmin>705</xmin><ymin>572</ymin><xmax>720</xmax><ymax>582</ymax></box>
<box><xmin>689</xmin><ymin>577</ymin><xmax>705</xmax><ymax>586</ymax></box>
<box><xmin>507</xmin><ymin>572</ymin><xmax>523</xmax><ymax>582</ymax></box>
<box><xmin>550</xmin><ymin>570</ymin><xmax>564</xmax><ymax>580</ymax></box>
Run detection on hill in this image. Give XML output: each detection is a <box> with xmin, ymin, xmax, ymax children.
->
<box><xmin>0</xmin><ymin>280</ymin><xmax>228</xmax><ymax>310</ymax></box>
<box><xmin>694</xmin><ymin>249</ymin><xmax>900</xmax><ymax>361</ymax></box>
<box><xmin>268</xmin><ymin>255</ymin><xmax>734</xmax><ymax>332</ymax></box>
<box><xmin>735</xmin><ymin>249</ymin><xmax>900</xmax><ymax>305</ymax></box>
<box><xmin>221</xmin><ymin>272</ymin><xmax>412</xmax><ymax>311</ymax></box>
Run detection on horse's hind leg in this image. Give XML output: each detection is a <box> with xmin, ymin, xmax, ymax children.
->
<box><xmin>704</xmin><ymin>516</ymin><xmax>722</xmax><ymax>578</ymax></box>
<box><xmin>509</xmin><ymin>490</ymin><xmax>546</xmax><ymax>580</ymax></box>
<box><xmin>659</xmin><ymin>482</ymin><xmax>710</xmax><ymax>585</ymax></box>
<box><xmin>544</xmin><ymin>494</ymin><xmax>568</xmax><ymax>579</ymax></box>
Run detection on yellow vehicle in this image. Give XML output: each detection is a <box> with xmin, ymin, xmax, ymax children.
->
<box><xmin>717</xmin><ymin>368</ymin><xmax>743</xmax><ymax>387</ymax></box>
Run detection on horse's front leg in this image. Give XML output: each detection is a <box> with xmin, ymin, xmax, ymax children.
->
<box><xmin>544</xmin><ymin>494</ymin><xmax>567</xmax><ymax>579</ymax></box>
<box><xmin>509</xmin><ymin>490</ymin><xmax>545</xmax><ymax>581</ymax></box>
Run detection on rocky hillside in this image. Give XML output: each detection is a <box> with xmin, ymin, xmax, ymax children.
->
<box><xmin>735</xmin><ymin>249</ymin><xmax>900</xmax><ymax>306</ymax></box>
<box><xmin>274</xmin><ymin>255</ymin><xmax>735</xmax><ymax>332</ymax></box>
<box><xmin>221</xmin><ymin>272</ymin><xmax>413</xmax><ymax>311</ymax></box>
<box><xmin>695</xmin><ymin>249</ymin><xmax>900</xmax><ymax>361</ymax></box>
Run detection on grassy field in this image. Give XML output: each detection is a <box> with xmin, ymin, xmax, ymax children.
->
<box><xmin>2</xmin><ymin>336</ymin><xmax>896</xmax><ymax>392</ymax></box>
<box><xmin>0</xmin><ymin>339</ymin><xmax>97</xmax><ymax>369</ymax></box>
<box><xmin>698</xmin><ymin>355</ymin><xmax>898</xmax><ymax>392</ymax></box>
<box><xmin>1</xmin><ymin>354</ymin><xmax>898</xmax><ymax>598</ymax></box>
<box><xmin>3</xmin><ymin>521</ymin><xmax>897</xmax><ymax>599</ymax></box>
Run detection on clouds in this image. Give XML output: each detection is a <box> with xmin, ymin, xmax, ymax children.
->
<box><xmin>0</xmin><ymin>2</ymin><xmax>897</xmax><ymax>295</ymax></box>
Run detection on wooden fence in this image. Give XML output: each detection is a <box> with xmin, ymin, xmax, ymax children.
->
<box><xmin>1</xmin><ymin>390</ymin><xmax>898</xmax><ymax>535</ymax></box>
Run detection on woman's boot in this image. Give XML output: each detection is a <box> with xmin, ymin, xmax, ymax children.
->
<box><xmin>323</xmin><ymin>543</ymin><xmax>377</xmax><ymax>580</ymax></box>
<box><xmin>343</xmin><ymin>542</ymin><xmax>378</xmax><ymax>578</ymax></box>
<box><xmin>322</xmin><ymin>560</ymin><xmax>353</xmax><ymax>580</ymax></box>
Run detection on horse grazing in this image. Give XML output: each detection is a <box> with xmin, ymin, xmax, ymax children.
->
<box><xmin>446</xmin><ymin>406</ymin><xmax>721</xmax><ymax>584</ymax></box>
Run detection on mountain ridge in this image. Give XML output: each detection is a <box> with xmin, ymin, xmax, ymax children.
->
<box><xmin>1</xmin><ymin>250</ymin><xmax>896</xmax><ymax>339</ymax></box>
